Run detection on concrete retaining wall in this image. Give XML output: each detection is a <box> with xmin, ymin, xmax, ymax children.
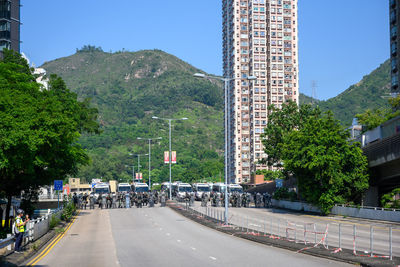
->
<box><xmin>271</xmin><ymin>199</ymin><xmax>321</xmax><ymax>213</ymax></box>
<box><xmin>331</xmin><ymin>205</ymin><xmax>400</xmax><ymax>223</ymax></box>
<box><xmin>272</xmin><ymin>199</ymin><xmax>400</xmax><ymax>222</ymax></box>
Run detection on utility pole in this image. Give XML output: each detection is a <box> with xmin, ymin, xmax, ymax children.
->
<box><xmin>311</xmin><ymin>80</ymin><xmax>317</xmax><ymax>104</ymax></box>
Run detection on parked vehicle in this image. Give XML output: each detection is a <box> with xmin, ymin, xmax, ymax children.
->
<box><xmin>228</xmin><ymin>184</ymin><xmax>243</xmax><ymax>194</ymax></box>
<box><xmin>212</xmin><ymin>183</ymin><xmax>226</xmax><ymax>195</ymax></box>
<box><xmin>176</xmin><ymin>183</ymin><xmax>193</xmax><ymax>201</ymax></box>
<box><xmin>93</xmin><ymin>183</ymin><xmax>110</xmax><ymax>202</ymax></box>
<box><xmin>133</xmin><ymin>183</ymin><xmax>149</xmax><ymax>193</ymax></box>
<box><xmin>193</xmin><ymin>183</ymin><xmax>211</xmax><ymax>200</ymax></box>
<box><xmin>118</xmin><ymin>183</ymin><xmax>132</xmax><ymax>193</ymax></box>
<box><xmin>109</xmin><ymin>180</ymin><xmax>118</xmax><ymax>193</ymax></box>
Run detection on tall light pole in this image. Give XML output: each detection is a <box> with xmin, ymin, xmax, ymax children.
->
<box><xmin>152</xmin><ymin>116</ymin><xmax>188</xmax><ymax>199</ymax></box>
<box><xmin>137</xmin><ymin>137</ymin><xmax>162</xmax><ymax>190</ymax></box>
<box><xmin>194</xmin><ymin>73</ymin><xmax>256</xmax><ymax>225</ymax></box>
<box><xmin>129</xmin><ymin>153</ymin><xmax>148</xmax><ymax>182</ymax></box>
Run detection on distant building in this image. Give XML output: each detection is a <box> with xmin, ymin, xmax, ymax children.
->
<box><xmin>0</xmin><ymin>0</ymin><xmax>20</xmax><ymax>55</ymax></box>
<box><xmin>390</xmin><ymin>0</ymin><xmax>400</xmax><ymax>96</ymax></box>
<box><xmin>223</xmin><ymin>0</ymin><xmax>299</xmax><ymax>184</ymax></box>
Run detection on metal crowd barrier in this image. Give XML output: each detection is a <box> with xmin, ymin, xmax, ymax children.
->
<box><xmin>182</xmin><ymin>204</ymin><xmax>399</xmax><ymax>261</ymax></box>
<box><xmin>0</xmin><ymin>208</ymin><xmax>63</xmax><ymax>254</ymax></box>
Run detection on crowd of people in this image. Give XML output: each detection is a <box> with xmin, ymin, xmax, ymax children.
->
<box><xmin>71</xmin><ymin>190</ymin><xmax>168</xmax><ymax>210</ymax></box>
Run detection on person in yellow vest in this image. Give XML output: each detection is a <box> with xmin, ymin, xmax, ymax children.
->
<box><xmin>14</xmin><ymin>209</ymin><xmax>29</xmax><ymax>253</ymax></box>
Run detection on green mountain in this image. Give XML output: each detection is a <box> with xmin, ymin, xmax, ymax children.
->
<box><xmin>299</xmin><ymin>93</ymin><xmax>319</xmax><ymax>105</ymax></box>
<box><xmin>300</xmin><ymin>60</ymin><xmax>391</xmax><ymax>125</ymax></box>
<box><xmin>42</xmin><ymin>49</ymin><xmax>225</xmax><ymax>183</ymax></box>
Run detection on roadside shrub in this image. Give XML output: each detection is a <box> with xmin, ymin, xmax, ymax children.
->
<box><xmin>49</xmin><ymin>215</ymin><xmax>60</xmax><ymax>229</ymax></box>
<box><xmin>61</xmin><ymin>202</ymin><xmax>76</xmax><ymax>222</ymax></box>
<box><xmin>381</xmin><ymin>188</ymin><xmax>400</xmax><ymax>209</ymax></box>
<box><xmin>273</xmin><ymin>187</ymin><xmax>297</xmax><ymax>201</ymax></box>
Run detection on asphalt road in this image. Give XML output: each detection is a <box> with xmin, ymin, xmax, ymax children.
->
<box><xmin>190</xmin><ymin>201</ymin><xmax>400</xmax><ymax>257</ymax></box>
<box><xmin>31</xmin><ymin>209</ymin><xmax>119</xmax><ymax>267</ymax></box>
<box><xmin>27</xmin><ymin>207</ymin><xmax>351</xmax><ymax>267</ymax></box>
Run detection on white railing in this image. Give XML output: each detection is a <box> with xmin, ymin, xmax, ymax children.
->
<box><xmin>0</xmin><ymin>207</ymin><xmax>63</xmax><ymax>254</ymax></box>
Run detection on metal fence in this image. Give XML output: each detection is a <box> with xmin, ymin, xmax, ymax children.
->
<box><xmin>183</xmin><ymin>204</ymin><xmax>399</xmax><ymax>261</ymax></box>
<box><xmin>0</xmin><ymin>208</ymin><xmax>63</xmax><ymax>254</ymax></box>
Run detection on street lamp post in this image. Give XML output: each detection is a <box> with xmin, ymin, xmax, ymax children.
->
<box><xmin>152</xmin><ymin>116</ymin><xmax>188</xmax><ymax>199</ymax></box>
<box><xmin>137</xmin><ymin>137</ymin><xmax>162</xmax><ymax>190</ymax></box>
<box><xmin>194</xmin><ymin>72</ymin><xmax>256</xmax><ymax>225</ymax></box>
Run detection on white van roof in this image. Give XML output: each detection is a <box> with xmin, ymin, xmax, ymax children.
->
<box><xmin>135</xmin><ymin>183</ymin><xmax>148</xmax><ymax>187</ymax></box>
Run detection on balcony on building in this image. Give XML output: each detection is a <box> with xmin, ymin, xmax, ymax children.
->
<box><xmin>392</xmin><ymin>42</ymin><xmax>397</xmax><ymax>56</ymax></box>
<box><xmin>391</xmin><ymin>10</ymin><xmax>397</xmax><ymax>24</ymax></box>
<box><xmin>391</xmin><ymin>26</ymin><xmax>398</xmax><ymax>40</ymax></box>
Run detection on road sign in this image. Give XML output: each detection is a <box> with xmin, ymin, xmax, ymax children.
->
<box><xmin>275</xmin><ymin>179</ymin><xmax>283</xmax><ymax>188</ymax></box>
<box><xmin>54</xmin><ymin>180</ymin><xmax>63</xmax><ymax>191</ymax></box>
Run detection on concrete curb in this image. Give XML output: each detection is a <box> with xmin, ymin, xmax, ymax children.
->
<box><xmin>168</xmin><ymin>203</ymin><xmax>400</xmax><ymax>267</ymax></box>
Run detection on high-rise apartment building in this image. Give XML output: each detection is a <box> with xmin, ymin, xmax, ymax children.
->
<box><xmin>223</xmin><ymin>0</ymin><xmax>299</xmax><ymax>184</ymax></box>
<box><xmin>390</xmin><ymin>0</ymin><xmax>400</xmax><ymax>96</ymax></box>
<box><xmin>0</xmin><ymin>0</ymin><xmax>20</xmax><ymax>54</ymax></box>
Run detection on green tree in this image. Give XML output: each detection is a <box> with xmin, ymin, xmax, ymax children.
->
<box><xmin>0</xmin><ymin>50</ymin><xmax>99</xmax><ymax>229</ymax></box>
<box><xmin>355</xmin><ymin>95</ymin><xmax>400</xmax><ymax>132</ymax></box>
<box><xmin>256</xmin><ymin>169</ymin><xmax>285</xmax><ymax>181</ymax></box>
<box><xmin>260</xmin><ymin>101</ymin><xmax>318</xmax><ymax>167</ymax></box>
<box><xmin>280</xmin><ymin>111</ymin><xmax>369</xmax><ymax>214</ymax></box>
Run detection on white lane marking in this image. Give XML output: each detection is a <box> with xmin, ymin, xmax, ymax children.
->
<box><xmin>159</xmin><ymin>228</ymin><xmax>163</xmax><ymax>231</ymax></box>
<box><xmin>209</xmin><ymin>256</ymin><xmax>217</xmax><ymax>261</ymax></box>
<box><xmin>191</xmin><ymin>247</ymin><xmax>196</xmax><ymax>251</ymax></box>
<box><xmin>177</xmin><ymin>239</ymin><xmax>181</xmax><ymax>243</ymax></box>
<box><xmin>166</xmin><ymin>233</ymin><xmax>171</xmax><ymax>236</ymax></box>
<box><xmin>249</xmin><ymin>223</ymin><xmax>261</xmax><ymax>227</ymax></box>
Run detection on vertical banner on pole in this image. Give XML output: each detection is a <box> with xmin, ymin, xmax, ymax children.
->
<box><xmin>139</xmin><ymin>173</ymin><xmax>143</xmax><ymax>179</ymax></box>
<box><xmin>172</xmin><ymin>151</ymin><xmax>177</xmax><ymax>164</ymax></box>
<box><xmin>164</xmin><ymin>151</ymin><xmax>169</xmax><ymax>164</ymax></box>
<box><xmin>136</xmin><ymin>173</ymin><xmax>139</xmax><ymax>179</ymax></box>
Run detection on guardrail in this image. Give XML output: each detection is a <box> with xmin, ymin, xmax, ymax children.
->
<box><xmin>0</xmin><ymin>207</ymin><xmax>63</xmax><ymax>254</ymax></box>
<box><xmin>335</xmin><ymin>204</ymin><xmax>399</xmax><ymax>212</ymax></box>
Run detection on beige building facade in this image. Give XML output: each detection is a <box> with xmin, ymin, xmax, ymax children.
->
<box><xmin>223</xmin><ymin>0</ymin><xmax>299</xmax><ymax>184</ymax></box>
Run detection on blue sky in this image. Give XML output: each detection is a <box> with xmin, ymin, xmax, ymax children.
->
<box><xmin>21</xmin><ymin>0</ymin><xmax>389</xmax><ymax>100</ymax></box>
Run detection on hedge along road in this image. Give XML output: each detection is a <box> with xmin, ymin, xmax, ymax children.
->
<box><xmin>24</xmin><ymin>205</ymin><xmax>352</xmax><ymax>267</ymax></box>
<box><xmin>190</xmin><ymin>201</ymin><xmax>400</xmax><ymax>258</ymax></box>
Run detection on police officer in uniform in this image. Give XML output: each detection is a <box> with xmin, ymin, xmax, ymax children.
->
<box><xmin>14</xmin><ymin>209</ymin><xmax>29</xmax><ymax>253</ymax></box>
<box><xmin>89</xmin><ymin>193</ymin><xmax>95</xmax><ymax>209</ymax></box>
<box><xmin>160</xmin><ymin>190</ymin><xmax>166</xmax><ymax>207</ymax></box>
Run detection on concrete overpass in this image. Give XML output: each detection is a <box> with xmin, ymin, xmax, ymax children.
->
<box><xmin>360</xmin><ymin>116</ymin><xmax>400</xmax><ymax>206</ymax></box>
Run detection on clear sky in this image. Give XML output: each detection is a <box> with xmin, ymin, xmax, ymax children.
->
<box><xmin>21</xmin><ymin>0</ymin><xmax>389</xmax><ymax>100</ymax></box>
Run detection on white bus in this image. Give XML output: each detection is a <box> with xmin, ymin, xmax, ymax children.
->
<box><xmin>228</xmin><ymin>184</ymin><xmax>243</xmax><ymax>194</ymax></box>
<box><xmin>118</xmin><ymin>183</ymin><xmax>132</xmax><ymax>193</ymax></box>
<box><xmin>176</xmin><ymin>183</ymin><xmax>193</xmax><ymax>201</ymax></box>
<box><xmin>132</xmin><ymin>183</ymin><xmax>149</xmax><ymax>193</ymax></box>
<box><xmin>193</xmin><ymin>183</ymin><xmax>211</xmax><ymax>200</ymax></box>
<box><xmin>93</xmin><ymin>183</ymin><xmax>110</xmax><ymax>201</ymax></box>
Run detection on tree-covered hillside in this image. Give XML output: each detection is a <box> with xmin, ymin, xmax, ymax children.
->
<box><xmin>42</xmin><ymin>49</ymin><xmax>225</xmax><ymax>183</ymax></box>
<box><xmin>300</xmin><ymin>60</ymin><xmax>391</xmax><ymax>126</ymax></box>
